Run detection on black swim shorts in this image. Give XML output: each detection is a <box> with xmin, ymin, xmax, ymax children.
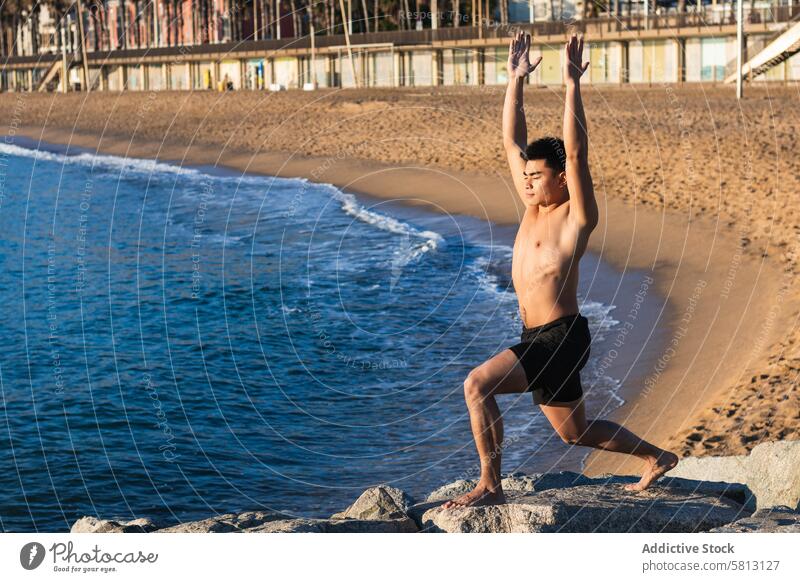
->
<box><xmin>508</xmin><ymin>313</ymin><xmax>591</xmax><ymax>405</ymax></box>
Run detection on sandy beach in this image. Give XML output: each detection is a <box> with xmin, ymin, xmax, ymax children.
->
<box><xmin>3</xmin><ymin>84</ymin><xmax>798</xmax><ymax>479</ymax></box>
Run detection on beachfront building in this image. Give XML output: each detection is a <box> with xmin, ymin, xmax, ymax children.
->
<box><xmin>1</xmin><ymin>2</ymin><xmax>799</xmax><ymax>91</ymax></box>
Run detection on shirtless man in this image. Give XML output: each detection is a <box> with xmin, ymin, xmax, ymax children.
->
<box><xmin>443</xmin><ymin>32</ymin><xmax>679</xmax><ymax>509</ymax></box>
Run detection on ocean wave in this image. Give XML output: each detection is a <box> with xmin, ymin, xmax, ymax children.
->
<box><xmin>0</xmin><ymin>142</ymin><xmax>199</xmax><ymax>177</ymax></box>
<box><xmin>1</xmin><ymin>143</ymin><xmax>445</xmax><ymax>267</ymax></box>
<box><xmin>324</xmin><ymin>186</ymin><xmax>445</xmax><ymax>282</ymax></box>
<box><xmin>0</xmin><ymin>142</ymin><xmax>302</xmax><ymax>190</ymax></box>
<box><xmin>468</xmin><ymin>244</ymin><xmax>515</xmax><ymax>299</ymax></box>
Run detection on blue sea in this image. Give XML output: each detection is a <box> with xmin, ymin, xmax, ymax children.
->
<box><xmin>0</xmin><ymin>139</ymin><xmax>646</xmax><ymax>532</ymax></box>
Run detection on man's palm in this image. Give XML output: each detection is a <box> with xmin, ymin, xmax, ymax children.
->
<box><xmin>508</xmin><ymin>31</ymin><xmax>542</xmax><ymax>79</ymax></box>
<box><xmin>565</xmin><ymin>34</ymin><xmax>590</xmax><ymax>81</ymax></box>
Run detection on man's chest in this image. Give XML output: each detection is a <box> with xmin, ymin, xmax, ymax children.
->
<box><xmin>511</xmin><ymin>216</ymin><xmax>574</xmax><ymax>280</ymax></box>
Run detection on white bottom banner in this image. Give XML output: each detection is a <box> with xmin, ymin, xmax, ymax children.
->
<box><xmin>1</xmin><ymin>533</ymin><xmax>797</xmax><ymax>580</ymax></box>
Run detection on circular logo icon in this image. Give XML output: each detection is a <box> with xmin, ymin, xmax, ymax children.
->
<box><xmin>20</xmin><ymin>542</ymin><xmax>46</xmax><ymax>570</ymax></box>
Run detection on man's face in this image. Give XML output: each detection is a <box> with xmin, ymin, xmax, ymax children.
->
<box><xmin>522</xmin><ymin>158</ymin><xmax>566</xmax><ymax>207</ymax></box>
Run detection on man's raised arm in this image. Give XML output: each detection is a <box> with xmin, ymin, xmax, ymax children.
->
<box><xmin>503</xmin><ymin>31</ymin><xmax>542</xmax><ymax>200</ymax></box>
<box><xmin>563</xmin><ymin>34</ymin><xmax>598</xmax><ymax>230</ymax></box>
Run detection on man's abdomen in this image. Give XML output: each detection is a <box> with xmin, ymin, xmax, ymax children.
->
<box><xmin>515</xmin><ymin>271</ymin><xmax>580</xmax><ymax>329</ymax></box>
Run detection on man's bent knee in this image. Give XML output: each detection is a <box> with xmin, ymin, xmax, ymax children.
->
<box><xmin>463</xmin><ymin>369</ymin><xmax>490</xmax><ymax>404</ymax></box>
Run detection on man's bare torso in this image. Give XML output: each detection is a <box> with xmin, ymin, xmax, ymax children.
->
<box><xmin>512</xmin><ymin>201</ymin><xmax>590</xmax><ymax>328</ymax></box>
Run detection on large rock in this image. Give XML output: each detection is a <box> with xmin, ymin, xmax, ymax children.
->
<box><xmin>71</xmin><ymin>516</ymin><xmax>161</xmax><ymax>533</ymax></box>
<box><xmin>709</xmin><ymin>506</ymin><xmax>800</xmax><ymax>533</ymax></box>
<box><xmin>331</xmin><ymin>485</ymin><xmax>414</xmax><ymax>520</ymax></box>
<box><xmin>745</xmin><ymin>440</ymin><xmax>800</xmax><ymax>509</ymax></box>
<box><xmin>668</xmin><ymin>439</ymin><xmax>800</xmax><ymax>510</ymax></box>
<box><xmin>418</xmin><ymin>483</ymin><xmax>749</xmax><ymax>533</ymax></box>
<box><xmin>424</xmin><ymin>472</ymin><xmax>592</xmax><ymax>503</ymax></box>
<box><xmin>649</xmin><ymin>475</ymin><xmax>751</xmax><ymax>507</ymax></box>
<box><xmin>420</xmin><ymin>471</ymin><xmax>747</xmax><ymax>507</ymax></box>
<box><xmin>327</xmin><ymin>485</ymin><xmax>418</xmax><ymax>532</ymax></box>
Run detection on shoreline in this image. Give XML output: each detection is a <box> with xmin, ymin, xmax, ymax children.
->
<box><xmin>11</xmin><ymin>123</ymin><xmax>792</xmax><ymax>478</ymax></box>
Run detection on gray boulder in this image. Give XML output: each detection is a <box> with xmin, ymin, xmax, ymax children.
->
<box><xmin>633</xmin><ymin>475</ymin><xmax>750</xmax><ymax>507</ymax></box>
<box><xmin>422</xmin><ymin>471</ymin><xmax>746</xmax><ymax>507</ymax></box>
<box><xmin>709</xmin><ymin>506</ymin><xmax>800</xmax><ymax>533</ymax></box>
<box><xmin>418</xmin><ymin>483</ymin><xmax>748</xmax><ymax>533</ymax></box>
<box><xmin>745</xmin><ymin>440</ymin><xmax>800</xmax><ymax>509</ymax></box>
<box><xmin>668</xmin><ymin>439</ymin><xmax>800</xmax><ymax>511</ymax></box>
<box><xmin>71</xmin><ymin>516</ymin><xmax>161</xmax><ymax>533</ymax></box>
<box><xmin>331</xmin><ymin>485</ymin><xmax>414</xmax><ymax>520</ymax></box>
<box><xmin>425</xmin><ymin>471</ymin><xmax>591</xmax><ymax>503</ymax></box>
<box><xmin>327</xmin><ymin>484</ymin><xmax>418</xmax><ymax>532</ymax></box>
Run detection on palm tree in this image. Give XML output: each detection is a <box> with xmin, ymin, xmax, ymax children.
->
<box><xmin>0</xmin><ymin>0</ymin><xmax>27</xmax><ymax>57</ymax></box>
<box><xmin>360</xmin><ymin>0</ymin><xmax>368</xmax><ymax>32</ymax></box>
<box><xmin>289</xmin><ymin>0</ymin><xmax>299</xmax><ymax>35</ymax></box>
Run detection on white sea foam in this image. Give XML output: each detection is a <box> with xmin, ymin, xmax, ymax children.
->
<box><xmin>0</xmin><ymin>142</ymin><xmax>307</xmax><ymax>191</ymax></box>
<box><xmin>0</xmin><ymin>142</ymin><xmax>198</xmax><ymax>177</ymax></box>
<box><xmin>202</xmin><ymin>233</ymin><xmax>246</xmax><ymax>245</ymax></box>
<box><xmin>2</xmin><ymin>142</ymin><xmax>445</xmax><ymax>264</ymax></box>
<box><xmin>323</xmin><ymin>186</ymin><xmax>445</xmax><ymax>280</ymax></box>
<box><xmin>468</xmin><ymin>244</ymin><xmax>515</xmax><ymax>300</ymax></box>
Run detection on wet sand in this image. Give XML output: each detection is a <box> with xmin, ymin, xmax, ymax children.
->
<box><xmin>3</xmin><ymin>84</ymin><xmax>798</xmax><ymax>478</ymax></box>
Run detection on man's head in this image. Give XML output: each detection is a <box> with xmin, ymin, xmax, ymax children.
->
<box><xmin>521</xmin><ymin>137</ymin><xmax>568</xmax><ymax>207</ymax></box>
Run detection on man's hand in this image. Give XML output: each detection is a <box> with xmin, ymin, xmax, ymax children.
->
<box><xmin>507</xmin><ymin>31</ymin><xmax>542</xmax><ymax>80</ymax></box>
<box><xmin>564</xmin><ymin>34</ymin><xmax>589</xmax><ymax>85</ymax></box>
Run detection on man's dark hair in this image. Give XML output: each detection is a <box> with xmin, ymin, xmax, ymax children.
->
<box><xmin>524</xmin><ymin>137</ymin><xmax>566</xmax><ymax>173</ymax></box>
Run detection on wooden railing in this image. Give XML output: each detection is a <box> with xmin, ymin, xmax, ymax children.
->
<box><xmin>5</xmin><ymin>5</ymin><xmax>800</xmax><ymax>65</ymax></box>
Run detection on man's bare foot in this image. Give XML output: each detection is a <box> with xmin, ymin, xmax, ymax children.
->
<box><xmin>441</xmin><ymin>483</ymin><xmax>507</xmax><ymax>509</ymax></box>
<box><xmin>624</xmin><ymin>450</ymin><xmax>680</xmax><ymax>492</ymax></box>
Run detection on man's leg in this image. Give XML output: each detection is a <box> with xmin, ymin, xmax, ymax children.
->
<box><xmin>442</xmin><ymin>349</ymin><xmax>530</xmax><ymax>509</ymax></box>
<box><xmin>539</xmin><ymin>397</ymin><xmax>679</xmax><ymax>491</ymax></box>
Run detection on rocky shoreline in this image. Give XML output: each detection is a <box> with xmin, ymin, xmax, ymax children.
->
<box><xmin>72</xmin><ymin>441</ymin><xmax>800</xmax><ymax>534</ymax></box>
